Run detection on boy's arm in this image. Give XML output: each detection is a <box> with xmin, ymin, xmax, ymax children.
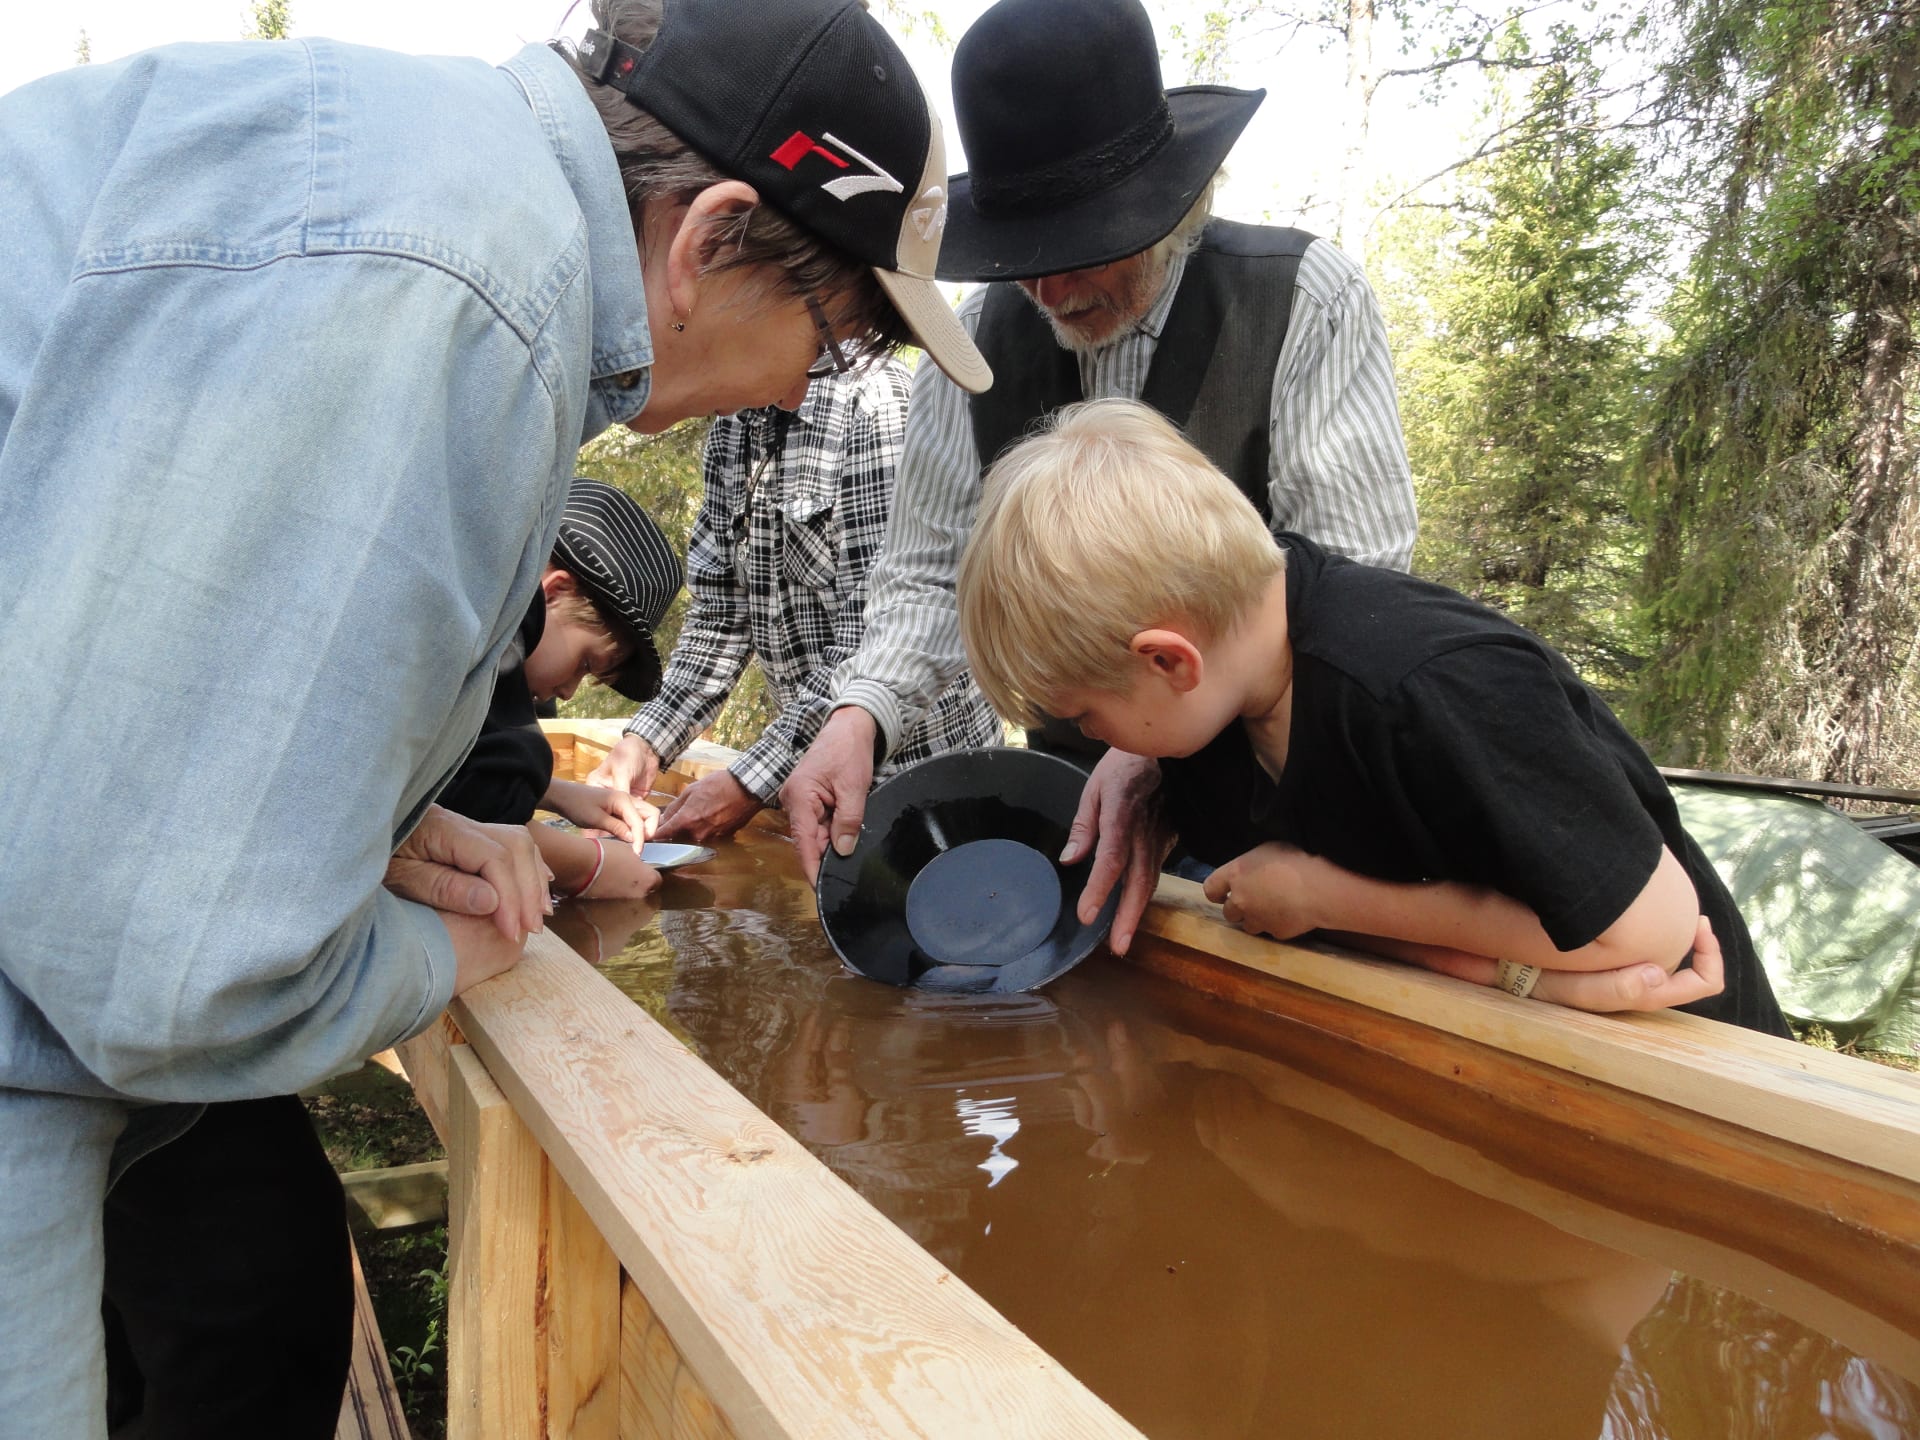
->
<box><xmin>1321</xmin><ymin>917</ymin><xmax>1727</xmax><ymax>1014</ymax></box>
<box><xmin>1203</xmin><ymin>841</ymin><xmax>1722</xmax><ymax>1013</ymax></box>
<box><xmin>528</xmin><ymin>823</ymin><xmax>661</xmax><ymax>901</ymax></box>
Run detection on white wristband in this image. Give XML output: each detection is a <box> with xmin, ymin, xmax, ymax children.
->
<box><xmin>1496</xmin><ymin>960</ymin><xmax>1541</xmax><ymax>998</ymax></box>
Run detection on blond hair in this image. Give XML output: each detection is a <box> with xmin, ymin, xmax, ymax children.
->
<box><xmin>958</xmin><ymin>399</ymin><xmax>1283</xmax><ymax>726</ymax></box>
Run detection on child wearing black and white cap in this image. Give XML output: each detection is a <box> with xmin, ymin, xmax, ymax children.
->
<box><xmin>437</xmin><ymin>478</ymin><xmax>684</xmax><ymax>900</ymax></box>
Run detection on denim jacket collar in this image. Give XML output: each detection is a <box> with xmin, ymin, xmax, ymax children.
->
<box><xmin>501</xmin><ymin>43</ymin><xmax>654</xmax><ymax>433</ymax></box>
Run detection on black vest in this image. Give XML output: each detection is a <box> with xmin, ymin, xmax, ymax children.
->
<box><xmin>968</xmin><ymin>218</ymin><xmax>1313</xmax><ymax>520</ymax></box>
<box><xmin>968</xmin><ymin>220</ymin><xmax>1314</xmax><ymax>765</ymax></box>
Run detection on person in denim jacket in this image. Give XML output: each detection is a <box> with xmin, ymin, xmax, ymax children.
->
<box><xmin>0</xmin><ymin>0</ymin><xmax>986</xmax><ymax>1431</ymax></box>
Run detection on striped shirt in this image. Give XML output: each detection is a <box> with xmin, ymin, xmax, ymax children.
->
<box><xmin>624</xmin><ymin>360</ymin><xmax>1001</xmax><ymax>800</ymax></box>
<box><xmin>833</xmin><ymin>237</ymin><xmax>1418</xmax><ymax>757</ymax></box>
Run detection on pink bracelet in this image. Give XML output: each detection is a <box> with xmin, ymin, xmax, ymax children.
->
<box><xmin>574</xmin><ymin>836</ymin><xmax>606</xmax><ymax>899</ymax></box>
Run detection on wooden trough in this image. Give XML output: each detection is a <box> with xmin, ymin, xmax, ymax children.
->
<box><xmin>392</xmin><ymin>719</ymin><xmax>1920</xmax><ymax>1439</ymax></box>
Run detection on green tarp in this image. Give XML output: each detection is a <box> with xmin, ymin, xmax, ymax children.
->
<box><xmin>1674</xmin><ymin>783</ymin><xmax>1920</xmax><ymax>1056</ymax></box>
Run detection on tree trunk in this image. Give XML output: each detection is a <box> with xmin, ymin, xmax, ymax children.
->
<box><xmin>1821</xmin><ymin>19</ymin><xmax>1920</xmax><ymax>787</ymax></box>
<box><xmin>1338</xmin><ymin>0</ymin><xmax>1376</xmax><ymax>263</ymax></box>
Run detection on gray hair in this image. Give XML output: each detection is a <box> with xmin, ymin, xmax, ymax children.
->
<box><xmin>560</xmin><ymin>0</ymin><xmax>909</xmax><ymax>362</ymax></box>
<box><xmin>1153</xmin><ymin>171</ymin><xmax>1221</xmax><ymax>267</ymax></box>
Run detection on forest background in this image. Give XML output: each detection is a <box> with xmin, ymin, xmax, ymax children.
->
<box><xmin>20</xmin><ymin>0</ymin><xmax>1918</xmax><ymax>786</ymax></box>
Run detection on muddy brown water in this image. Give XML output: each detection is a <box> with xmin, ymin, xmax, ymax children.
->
<box><xmin>551</xmin><ymin>829</ymin><xmax>1920</xmax><ymax>1440</ymax></box>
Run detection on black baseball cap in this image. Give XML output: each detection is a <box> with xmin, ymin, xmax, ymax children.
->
<box><xmin>574</xmin><ymin>0</ymin><xmax>991</xmax><ymax>393</ymax></box>
<box><xmin>552</xmin><ymin>479</ymin><xmax>682</xmax><ymax>703</ymax></box>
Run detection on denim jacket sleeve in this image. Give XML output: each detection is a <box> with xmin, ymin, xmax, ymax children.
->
<box><xmin>0</xmin><ymin>252</ymin><xmax>578</xmax><ymax>1102</ymax></box>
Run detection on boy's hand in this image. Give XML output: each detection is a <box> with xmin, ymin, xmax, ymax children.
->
<box><xmin>386</xmin><ymin>805</ymin><xmax>551</xmax><ymax>942</ymax></box>
<box><xmin>1203</xmin><ymin>842</ymin><xmax>1324</xmax><ymax>942</ymax></box>
<box><xmin>575</xmin><ymin>841</ymin><xmax>663</xmax><ymax>901</ymax></box>
<box><xmin>1533</xmin><ymin>915</ymin><xmax>1726</xmax><ymax>1014</ymax></box>
<box><xmin>655</xmin><ymin>771</ymin><xmax>763</xmax><ymax>844</ymax></box>
<box><xmin>588</xmin><ymin>735</ymin><xmax>663</xmax><ymax>801</ymax></box>
<box><xmin>1065</xmin><ymin>749</ymin><xmax>1173</xmax><ymax>955</ymax></box>
<box><xmin>546</xmin><ymin>776</ymin><xmax>659</xmax><ymax>848</ymax></box>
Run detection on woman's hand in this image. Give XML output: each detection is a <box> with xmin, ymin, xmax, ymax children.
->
<box><xmin>386</xmin><ymin>805</ymin><xmax>550</xmax><ymax>941</ymax></box>
<box><xmin>1203</xmin><ymin>841</ymin><xmax>1325</xmax><ymax>942</ymax></box>
<box><xmin>545</xmin><ymin>776</ymin><xmax>659</xmax><ymax>847</ymax></box>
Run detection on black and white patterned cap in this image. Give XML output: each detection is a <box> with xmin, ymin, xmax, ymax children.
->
<box><xmin>552</xmin><ymin>479</ymin><xmax>682</xmax><ymax>703</ymax></box>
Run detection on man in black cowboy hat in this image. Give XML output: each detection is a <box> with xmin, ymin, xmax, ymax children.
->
<box><xmin>784</xmin><ymin>0</ymin><xmax>1417</xmax><ymax>946</ymax></box>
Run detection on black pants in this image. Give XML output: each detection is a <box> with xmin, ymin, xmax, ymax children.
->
<box><xmin>103</xmin><ymin>1095</ymin><xmax>353</xmax><ymax>1439</ymax></box>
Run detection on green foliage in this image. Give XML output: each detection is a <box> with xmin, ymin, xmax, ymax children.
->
<box><xmin>560</xmin><ymin>419</ymin><xmax>780</xmax><ymax>750</ymax></box>
<box><xmin>1390</xmin><ymin>63</ymin><xmax>1651</xmax><ymax>696</ymax></box>
<box><xmin>1629</xmin><ymin>0</ymin><xmax>1920</xmax><ymax>782</ymax></box>
<box><xmin>246</xmin><ymin>0</ymin><xmax>291</xmax><ymax>40</ymax></box>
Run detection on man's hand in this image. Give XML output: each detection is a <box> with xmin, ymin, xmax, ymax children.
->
<box><xmin>588</xmin><ymin>734</ymin><xmax>663</xmax><ymax>799</ymax></box>
<box><xmin>442</xmin><ymin>910</ymin><xmax>528</xmax><ymax>996</ymax></box>
<box><xmin>781</xmin><ymin>707</ymin><xmax>879</xmax><ymax>884</ymax></box>
<box><xmin>1063</xmin><ymin>749</ymin><xmax>1173</xmax><ymax>955</ymax></box>
<box><xmin>1203</xmin><ymin>841</ymin><xmax>1325</xmax><ymax>943</ymax></box>
<box><xmin>655</xmin><ymin>770</ymin><xmax>764</xmax><ymax>844</ymax></box>
<box><xmin>385</xmin><ymin>805</ymin><xmax>550</xmax><ymax>941</ymax></box>
<box><xmin>544</xmin><ymin>776</ymin><xmax>659</xmax><ymax>848</ymax></box>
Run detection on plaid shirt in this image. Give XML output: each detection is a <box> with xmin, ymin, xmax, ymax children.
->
<box><xmin>625</xmin><ymin>360</ymin><xmax>1001</xmax><ymax>800</ymax></box>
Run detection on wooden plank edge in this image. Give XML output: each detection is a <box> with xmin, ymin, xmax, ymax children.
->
<box><xmin>341</xmin><ymin>1161</ymin><xmax>449</xmax><ymax>1234</ymax></box>
<box><xmin>1136</xmin><ymin>875</ymin><xmax>1920</xmax><ymax>1187</ymax></box>
<box><xmin>337</xmin><ymin>1238</ymin><xmax>413</xmax><ymax>1440</ymax></box>
<box><xmin>452</xmin><ymin>933</ymin><xmax>1142</xmax><ymax>1440</ymax></box>
<box><xmin>538</xmin><ymin>727</ymin><xmax>1920</xmax><ymax>1184</ymax></box>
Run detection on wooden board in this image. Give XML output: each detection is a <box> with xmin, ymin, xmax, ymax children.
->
<box><xmin>392</xmin><ymin>1012</ymin><xmax>463</xmax><ymax>1147</ymax></box>
<box><xmin>336</xmin><ymin>1239</ymin><xmax>411</xmax><ymax>1440</ymax></box>
<box><xmin>447</xmin><ymin>1044</ymin><xmax>543</xmax><ymax>1440</ymax></box>
<box><xmin>1660</xmin><ymin>764</ymin><xmax>1920</xmax><ymax>808</ymax></box>
<box><xmin>1121</xmin><ymin>945</ymin><xmax>1920</xmax><ymax>1377</ymax></box>
<box><xmin>451</xmin><ymin>933</ymin><xmax>1142</xmax><ymax>1440</ymax></box>
<box><xmin>1138</xmin><ymin>873</ymin><xmax>1920</xmax><ymax>1187</ymax></box>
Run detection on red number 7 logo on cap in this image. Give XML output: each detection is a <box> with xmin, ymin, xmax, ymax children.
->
<box><xmin>769</xmin><ymin>130</ymin><xmax>903</xmax><ymax>201</ymax></box>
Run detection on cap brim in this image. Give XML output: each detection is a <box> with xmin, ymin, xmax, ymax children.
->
<box><xmin>605</xmin><ymin>629</ymin><xmax>663</xmax><ymax>704</ymax></box>
<box><xmin>937</xmin><ymin>86</ymin><xmax>1263</xmax><ymax>283</ymax></box>
<box><xmin>875</xmin><ymin>268</ymin><xmax>993</xmax><ymax>394</ymax></box>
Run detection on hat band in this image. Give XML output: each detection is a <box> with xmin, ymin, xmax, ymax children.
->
<box><xmin>969</xmin><ymin>99</ymin><xmax>1174</xmax><ymax>217</ymax></box>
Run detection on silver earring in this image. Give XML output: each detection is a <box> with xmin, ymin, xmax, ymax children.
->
<box><xmin>672</xmin><ymin>320</ymin><xmax>685</xmax><ymax>332</ymax></box>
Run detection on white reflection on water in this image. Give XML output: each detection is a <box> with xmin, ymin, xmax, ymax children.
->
<box><xmin>955</xmin><ymin>1094</ymin><xmax>1021</xmax><ymax>1187</ymax></box>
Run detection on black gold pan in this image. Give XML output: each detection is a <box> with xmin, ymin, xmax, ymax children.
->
<box><xmin>815</xmin><ymin>747</ymin><xmax>1120</xmax><ymax>994</ymax></box>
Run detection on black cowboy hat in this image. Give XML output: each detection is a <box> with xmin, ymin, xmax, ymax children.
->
<box><xmin>816</xmin><ymin>747</ymin><xmax>1121</xmax><ymax>995</ymax></box>
<box><xmin>936</xmin><ymin>0</ymin><xmax>1265</xmax><ymax>282</ymax></box>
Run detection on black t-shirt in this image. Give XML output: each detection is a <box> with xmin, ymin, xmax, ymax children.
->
<box><xmin>1161</xmin><ymin>535</ymin><xmax>1790</xmax><ymax>1036</ymax></box>
<box><xmin>434</xmin><ymin>595</ymin><xmax>555</xmax><ymax>827</ymax></box>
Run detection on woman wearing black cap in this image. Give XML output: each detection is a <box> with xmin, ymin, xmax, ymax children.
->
<box><xmin>0</xmin><ymin>0</ymin><xmax>985</xmax><ymax>1432</ymax></box>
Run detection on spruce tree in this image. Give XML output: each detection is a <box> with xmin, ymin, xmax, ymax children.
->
<box><xmin>1399</xmin><ymin>64</ymin><xmax>1648</xmax><ymax>695</ymax></box>
<box><xmin>1631</xmin><ymin>0</ymin><xmax>1919</xmax><ymax>783</ymax></box>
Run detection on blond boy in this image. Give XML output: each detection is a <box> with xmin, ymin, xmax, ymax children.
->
<box><xmin>959</xmin><ymin>400</ymin><xmax>1790</xmax><ymax>1031</ymax></box>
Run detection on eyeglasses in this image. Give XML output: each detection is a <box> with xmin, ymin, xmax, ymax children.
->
<box><xmin>805</xmin><ymin>297</ymin><xmax>853</xmax><ymax>379</ymax></box>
